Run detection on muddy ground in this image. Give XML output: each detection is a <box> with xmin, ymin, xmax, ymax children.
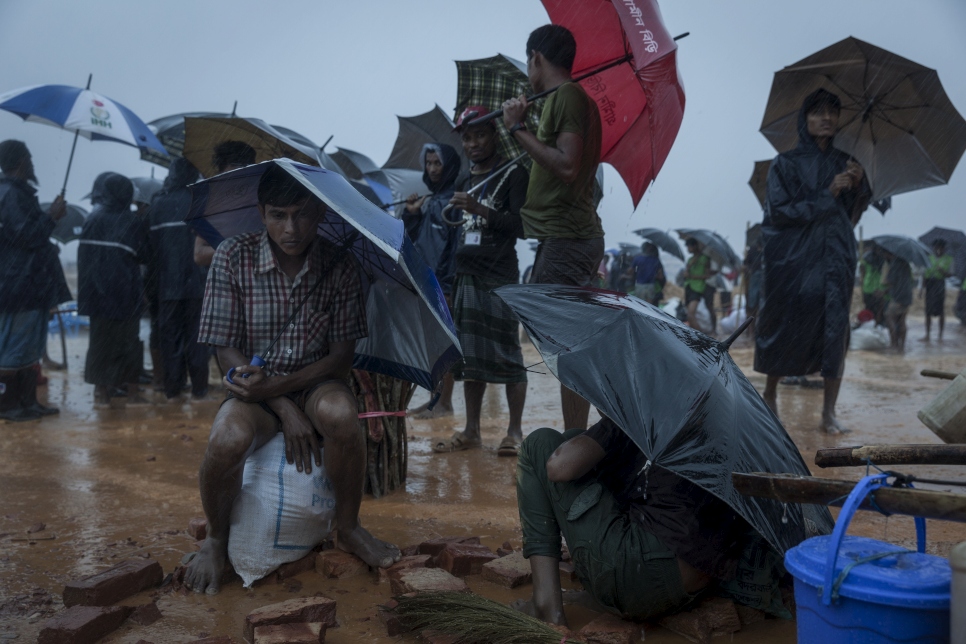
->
<box><xmin>1</xmin><ymin>312</ymin><xmax>964</xmax><ymax>643</ymax></box>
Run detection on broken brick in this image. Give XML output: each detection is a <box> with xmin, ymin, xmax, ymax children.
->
<box><xmin>315</xmin><ymin>549</ymin><xmax>368</xmax><ymax>579</ymax></box>
<box><xmin>130</xmin><ymin>601</ymin><xmax>163</xmax><ymax>626</ymax></box>
<box><xmin>401</xmin><ymin>544</ymin><xmax>419</xmax><ymax>557</ymax></box>
<box><xmin>659</xmin><ymin>609</ymin><xmax>711</xmax><ymax>644</ymax></box>
<box><xmin>245</xmin><ymin>596</ymin><xmax>337</xmax><ymax>642</ymax></box>
<box><xmin>735</xmin><ymin>604</ymin><xmax>765</xmax><ymax>626</ymax></box>
<box><xmin>578</xmin><ymin>613</ymin><xmax>640</xmax><ymax>644</ymax></box>
<box><xmin>698</xmin><ymin>597</ymin><xmax>740</xmax><ymax>635</ymax></box>
<box><xmin>481</xmin><ymin>551</ymin><xmax>532</xmax><ymax>588</ymax></box>
<box><xmin>253</xmin><ymin>622</ymin><xmax>325</xmax><ymax>643</ymax></box>
<box><xmin>62</xmin><ymin>558</ymin><xmax>163</xmax><ymax>607</ymax></box>
<box><xmin>558</xmin><ymin>560</ymin><xmax>579</xmax><ymax>581</ymax></box>
<box><xmin>187</xmin><ymin>517</ymin><xmax>208</xmax><ymax>541</ymax></box>
<box><xmin>379</xmin><ymin>555</ymin><xmax>433</xmax><ymax>582</ymax></box>
<box><xmin>435</xmin><ymin>542</ymin><xmax>497</xmax><ymax>577</ymax></box>
<box><xmin>416</xmin><ymin>536</ymin><xmax>480</xmax><ymax>557</ymax></box>
<box><xmin>389</xmin><ymin>568</ymin><xmax>468</xmax><ymax>595</ymax></box>
<box><xmin>39</xmin><ymin>605</ymin><xmax>134</xmax><ymax>644</ymax></box>
<box><xmin>274</xmin><ymin>552</ymin><xmax>317</xmax><ymax>582</ymax></box>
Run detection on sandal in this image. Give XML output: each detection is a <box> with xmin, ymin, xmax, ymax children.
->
<box><xmin>432</xmin><ymin>432</ymin><xmax>481</xmax><ymax>453</ymax></box>
<box><xmin>497</xmin><ymin>435</ymin><xmax>521</xmax><ymax>457</ymax></box>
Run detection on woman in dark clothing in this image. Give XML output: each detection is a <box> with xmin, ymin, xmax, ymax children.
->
<box><xmin>755</xmin><ymin>89</ymin><xmax>871</xmax><ymax>434</ymax></box>
<box><xmin>78</xmin><ymin>173</ymin><xmax>148</xmax><ymax>405</ymax></box>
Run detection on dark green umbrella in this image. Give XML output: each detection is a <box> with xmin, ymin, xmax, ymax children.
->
<box><xmin>42</xmin><ymin>202</ymin><xmax>88</xmax><ymax>243</ymax></box>
<box><xmin>633</xmin><ymin>227</ymin><xmax>685</xmax><ymax>260</ymax></box>
<box><xmin>677</xmin><ymin>228</ymin><xmax>742</xmax><ymax>268</ymax></box>
<box><xmin>871</xmin><ymin>235</ymin><xmax>933</xmax><ymax>268</ymax></box>
<box><xmin>920</xmin><ymin>227</ymin><xmax>966</xmax><ymax>280</ymax></box>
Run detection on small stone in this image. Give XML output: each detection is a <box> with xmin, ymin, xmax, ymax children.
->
<box><xmin>130</xmin><ymin>602</ymin><xmax>162</xmax><ymax>626</ymax></box>
<box><xmin>379</xmin><ymin>555</ymin><xmax>433</xmax><ymax>582</ymax></box>
<box><xmin>578</xmin><ymin>613</ymin><xmax>639</xmax><ymax>644</ymax></box>
<box><xmin>481</xmin><ymin>551</ymin><xmax>532</xmax><ymax>588</ymax></box>
<box><xmin>416</xmin><ymin>536</ymin><xmax>480</xmax><ymax>557</ymax></box>
<box><xmin>253</xmin><ymin>622</ymin><xmax>325</xmax><ymax>643</ymax></box>
<box><xmin>187</xmin><ymin>517</ymin><xmax>208</xmax><ymax>541</ymax></box>
<box><xmin>435</xmin><ymin>542</ymin><xmax>497</xmax><ymax>577</ymax></box>
<box><xmin>62</xmin><ymin>558</ymin><xmax>163</xmax><ymax>607</ymax></box>
<box><xmin>26</xmin><ymin>522</ymin><xmax>46</xmax><ymax>534</ymax></box>
<box><xmin>274</xmin><ymin>552</ymin><xmax>317</xmax><ymax>582</ymax></box>
<box><xmin>145</xmin><ymin>455</ymin><xmax>156</xmax><ymax>462</ymax></box>
<box><xmin>377</xmin><ymin>600</ymin><xmax>405</xmax><ymax>637</ymax></box>
<box><xmin>315</xmin><ymin>549</ymin><xmax>367</xmax><ymax>579</ymax></box>
<box><xmin>389</xmin><ymin>568</ymin><xmax>468</xmax><ymax>595</ymax></box>
<box><xmin>735</xmin><ymin>604</ymin><xmax>765</xmax><ymax>626</ymax></box>
<box><xmin>38</xmin><ymin>605</ymin><xmax>134</xmax><ymax>644</ymax></box>
<box><xmin>400</xmin><ymin>544</ymin><xmax>419</xmax><ymax>557</ymax></box>
<box><xmin>245</xmin><ymin>597</ymin><xmax>337</xmax><ymax>643</ymax></box>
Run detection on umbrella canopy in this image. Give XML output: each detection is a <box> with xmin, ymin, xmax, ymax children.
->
<box><xmin>871</xmin><ymin>235</ymin><xmax>934</xmax><ymax>269</ymax></box>
<box><xmin>182</xmin><ymin>117</ymin><xmax>321</xmax><ymax>178</ymax></box>
<box><xmin>920</xmin><ymin>227</ymin><xmax>966</xmax><ymax>280</ymax></box>
<box><xmin>454</xmin><ymin>53</ymin><xmax>546</xmax><ymax>169</ymax></box>
<box><xmin>541</xmin><ymin>0</ymin><xmax>685</xmax><ymax>207</ymax></box>
<box><xmin>748</xmin><ymin>160</ymin><xmax>770</xmax><ymax>209</ymax></box>
<box><xmin>331</xmin><ymin>147</ymin><xmax>382</xmax><ymax>181</ymax></box>
<box><xmin>140</xmin><ymin>111</ymin><xmax>230</xmax><ymax>167</ymax></box>
<box><xmin>130</xmin><ymin>176</ymin><xmax>163</xmax><ymax>205</ymax></box>
<box><xmin>41</xmin><ymin>202</ymin><xmax>88</xmax><ymax>244</ymax></box>
<box><xmin>184</xmin><ymin>159</ymin><xmax>460</xmax><ymax>391</ymax></box>
<box><xmin>366</xmin><ymin>167</ymin><xmax>424</xmax><ymax>209</ymax></box>
<box><xmin>383</xmin><ymin>105</ymin><xmax>465</xmax><ymax>171</ymax></box>
<box><xmin>760</xmin><ymin>37</ymin><xmax>966</xmax><ymax>200</ymax></box>
<box><xmin>618</xmin><ymin>242</ymin><xmax>642</xmax><ymax>256</ymax></box>
<box><xmin>270</xmin><ymin>125</ymin><xmax>346</xmax><ymax>177</ymax></box>
<box><xmin>496</xmin><ymin>284</ymin><xmax>832</xmax><ymax>555</ymax></box>
<box><xmin>632</xmin><ymin>227</ymin><xmax>684</xmax><ymax>260</ymax></box>
<box><xmin>676</xmin><ymin>228</ymin><xmax>741</xmax><ymax>268</ymax></box>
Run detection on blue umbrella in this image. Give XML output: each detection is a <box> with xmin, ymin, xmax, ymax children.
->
<box><xmin>0</xmin><ymin>76</ymin><xmax>167</xmax><ymax>193</ymax></box>
<box><xmin>185</xmin><ymin>159</ymin><xmax>461</xmax><ymax>394</ymax></box>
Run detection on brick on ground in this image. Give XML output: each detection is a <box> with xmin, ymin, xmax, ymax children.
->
<box><xmin>315</xmin><ymin>549</ymin><xmax>368</xmax><ymax>579</ymax></box>
<box><xmin>253</xmin><ymin>622</ymin><xmax>325</xmax><ymax>644</ymax></box>
<box><xmin>245</xmin><ymin>596</ymin><xmax>337</xmax><ymax>642</ymax></box>
<box><xmin>698</xmin><ymin>597</ymin><xmax>740</xmax><ymax>636</ymax></box>
<box><xmin>187</xmin><ymin>517</ymin><xmax>208</xmax><ymax>541</ymax></box>
<box><xmin>481</xmin><ymin>551</ymin><xmax>532</xmax><ymax>588</ymax></box>
<box><xmin>416</xmin><ymin>536</ymin><xmax>480</xmax><ymax>557</ymax></box>
<box><xmin>378</xmin><ymin>554</ymin><xmax>433</xmax><ymax>582</ymax></box>
<box><xmin>658</xmin><ymin>609</ymin><xmax>712</xmax><ymax>644</ymax></box>
<box><xmin>38</xmin><ymin>605</ymin><xmax>134</xmax><ymax>644</ymax></box>
<box><xmin>435</xmin><ymin>542</ymin><xmax>497</xmax><ymax>577</ymax></box>
<box><xmin>377</xmin><ymin>599</ymin><xmax>405</xmax><ymax>637</ymax></box>
<box><xmin>578</xmin><ymin>613</ymin><xmax>640</xmax><ymax>644</ymax></box>
<box><xmin>62</xmin><ymin>558</ymin><xmax>163</xmax><ymax>607</ymax></box>
<box><xmin>389</xmin><ymin>567</ymin><xmax>468</xmax><ymax>595</ymax></box>
<box><xmin>735</xmin><ymin>604</ymin><xmax>765</xmax><ymax>626</ymax></box>
<box><xmin>275</xmin><ymin>552</ymin><xmax>318</xmax><ymax>581</ymax></box>
<box><xmin>130</xmin><ymin>601</ymin><xmax>163</xmax><ymax>626</ymax></box>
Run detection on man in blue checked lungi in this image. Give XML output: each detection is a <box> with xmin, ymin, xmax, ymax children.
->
<box><xmin>432</xmin><ymin>106</ymin><xmax>530</xmax><ymax>457</ymax></box>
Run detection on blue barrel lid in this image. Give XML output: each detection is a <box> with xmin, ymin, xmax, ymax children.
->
<box><xmin>785</xmin><ymin>535</ymin><xmax>950</xmax><ymax>609</ymax></box>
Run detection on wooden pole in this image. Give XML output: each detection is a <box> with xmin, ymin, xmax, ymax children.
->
<box><xmin>922</xmin><ymin>369</ymin><xmax>959</xmax><ymax>381</ymax></box>
<box><xmin>733</xmin><ymin>472</ymin><xmax>966</xmax><ymax>523</ymax></box>
<box><xmin>816</xmin><ymin>444</ymin><xmax>966</xmax><ymax>468</ymax></box>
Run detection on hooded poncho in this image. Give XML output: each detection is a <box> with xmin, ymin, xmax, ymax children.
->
<box><xmin>755</xmin><ymin>89</ymin><xmax>871</xmax><ymax>378</ymax></box>
<box><xmin>148</xmin><ymin>157</ymin><xmax>206</xmax><ymax>301</ymax></box>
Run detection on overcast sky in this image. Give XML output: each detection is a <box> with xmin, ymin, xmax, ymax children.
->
<box><xmin>2</xmin><ymin>0</ymin><xmax>964</xmax><ymax>268</ymax></box>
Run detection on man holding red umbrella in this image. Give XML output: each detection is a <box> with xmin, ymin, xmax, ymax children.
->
<box><xmin>502</xmin><ymin>24</ymin><xmax>605</xmax><ymax>431</ymax></box>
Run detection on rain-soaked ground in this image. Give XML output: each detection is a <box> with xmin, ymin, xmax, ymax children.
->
<box><xmin>1</xmin><ymin>311</ymin><xmax>965</xmax><ymax>643</ymax></box>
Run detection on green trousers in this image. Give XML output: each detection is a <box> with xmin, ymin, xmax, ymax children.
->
<box><xmin>517</xmin><ymin>427</ymin><xmax>692</xmax><ymax>620</ymax></box>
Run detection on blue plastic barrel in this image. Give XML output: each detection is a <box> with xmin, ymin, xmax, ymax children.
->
<box><xmin>784</xmin><ymin>474</ymin><xmax>951</xmax><ymax>643</ymax></box>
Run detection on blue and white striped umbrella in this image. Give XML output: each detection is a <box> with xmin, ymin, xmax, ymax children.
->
<box><xmin>0</xmin><ymin>84</ymin><xmax>167</xmax><ymax>155</ymax></box>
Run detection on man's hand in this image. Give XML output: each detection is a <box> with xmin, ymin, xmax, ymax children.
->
<box><xmin>502</xmin><ymin>94</ymin><xmax>529</xmax><ymax>130</ymax></box>
<box><xmin>405</xmin><ymin>193</ymin><xmax>426</xmax><ymax>214</ymax></box>
<box><xmin>449</xmin><ymin>192</ymin><xmax>486</xmax><ymax>218</ymax></box>
<box><xmin>277</xmin><ymin>404</ymin><xmax>322</xmax><ymax>474</ymax></box>
<box><xmin>846</xmin><ymin>160</ymin><xmax>865</xmax><ymax>186</ymax></box>
<box><xmin>828</xmin><ymin>172</ymin><xmax>854</xmax><ymax>197</ymax></box>
<box><xmin>48</xmin><ymin>195</ymin><xmax>67</xmax><ymax>221</ymax></box>
<box><xmin>223</xmin><ymin>364</ymin><xmax>276</xmax><ymax>403</ymax></box>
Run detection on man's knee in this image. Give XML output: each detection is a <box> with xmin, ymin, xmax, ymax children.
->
<box><xmin>206</xmin><ymin>406</ymin><xmax>259</xmax><ymax>464</ymax></box>
<box><xmin>311</xmin><ymin>384</ymin><xmax>360</xmax><ymax>443</ymax></box>
<box><xmin>520</xmin><ymin>427</ymin><xmax>567</xmax><ymax>470</ymax></box>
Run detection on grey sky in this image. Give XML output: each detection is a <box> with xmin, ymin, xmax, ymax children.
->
<box><xmin>2</xmin><ymin>0</ymin><xmax>964</xmax><ymax>268</ymax></box>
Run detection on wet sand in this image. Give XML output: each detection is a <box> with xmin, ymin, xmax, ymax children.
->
<box><xmin>1</xmin><ymin>314</ymin><xmax>964</xmax><ymax>642</ymax></box>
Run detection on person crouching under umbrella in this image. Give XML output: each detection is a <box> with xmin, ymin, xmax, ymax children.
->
<box><xmin>513</xmin><ymin>419</ymin><xmax>787</xmax><ymax>625</ymax></box>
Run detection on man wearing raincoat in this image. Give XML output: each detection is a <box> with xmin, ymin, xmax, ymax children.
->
<box><xmin>755</xmin><ymin>89</ymin><xmax>870</xmax><ymax>433</ymax></box>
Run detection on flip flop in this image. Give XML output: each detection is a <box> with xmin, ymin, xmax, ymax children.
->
<box><xmin>432</xmin><ymin>432</ymin><xmax>481</xmax><ymax>453</ymax></box>
<box><xmin>497</xmin><ymin>435</ymin><xmax>521</xmax><ymax>457</ymax></box>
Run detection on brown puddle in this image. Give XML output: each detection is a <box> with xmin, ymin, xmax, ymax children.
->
<box><xmin>1</xmin><ymin>315</ymin><xmax>964</xmax><ymax>642</ymax></box>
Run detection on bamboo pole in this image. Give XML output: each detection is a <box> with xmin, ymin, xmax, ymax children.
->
<box><xmin>815</xmin><ymin>444</ymin><xmax>966</xmax><ymax>468</ymax></box>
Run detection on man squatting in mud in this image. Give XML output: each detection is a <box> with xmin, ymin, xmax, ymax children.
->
<box><xmin>184</xmin><ymin>166</ymin><xmax>401</xmax><ymax>593</ymax></box>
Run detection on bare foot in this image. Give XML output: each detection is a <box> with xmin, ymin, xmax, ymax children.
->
<box><xmin>821</xmin><ymin>415</ymin><xmax>851</xmax><ymax>435</ymax></box>
<box><xmin>338</xmin><ymin>524</ymin><xmax>400</xmax><ymax>568</ymax></box>
<box><xmin>411</xmin><ymin>404</ymin><xmax>453</xmax><ymax>420</ymax></box>
<box><xmin>509</xmin><ymin>597</ymin><xmax>567</xmax><ymax>626</ymax></box>
<box><xmin>763</xmin><ymin>395</ymin><xmax>778</xmax><ymax>416</ymax></box>
<box><xmin>183</xmin><ymin>539</ymin><xmax>227</xmax><ymax>595</ymax></box>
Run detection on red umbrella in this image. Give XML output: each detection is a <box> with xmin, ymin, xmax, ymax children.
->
<box><xmin>541</xmin><ymin>0</ymin><xmax>685</xmax><ymax>207</ymax></box>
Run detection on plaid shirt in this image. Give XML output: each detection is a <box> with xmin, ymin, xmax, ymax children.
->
<box><xmin>198</xmin><ymin>231</ymin><xmax>367</xmax><ymax>376</ymax></box>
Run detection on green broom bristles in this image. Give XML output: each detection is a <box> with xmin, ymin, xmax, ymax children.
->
<box><xmin>391</xmin><ymin>592</ymin><xmax>584</xmax><ymax>644</ymax></box>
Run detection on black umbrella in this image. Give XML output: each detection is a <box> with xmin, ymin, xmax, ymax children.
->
<box><xmin>920</xmin><ymin>227</ymin><xmax>966</xmax><ymax>280</ymax></box>
<box><xmin>495</xmin><ymin>284</ymin><xmax>833</xmax><ymax>555</ymax></box>
<box><xmin>748</xmin><ymin>160</ymin><xmax>770</xmax><ymax>210</ymax></box>
<box><xmin>746</xmin><ymin>223</ymin><xmax>763</xmax><ymax>250</ymax></box>
<box><xmin>870</xmin><ymin>234</ymin><xmax>933</xmax><ymax>268</ymax></box>
<box><xmin>676</xmin><ymin>228</ymin><xmax>742</xmax><ymax>268</ymax></box>
<box><xmin>42</xmin><ymin>202</ymin><xmax>88</xmax><ymax>244</ymax></box>
<box><xmin>140</xmin><ymin>111</ymin><xmax>231</xmax><ymax>167</ymax></box>
<box><xmin>383</xmin><ymin>105</ymin><xmax>465</xmax><ymax>171</ymax></box>
<box><xmin>270</xmin><ymin>125</ymin><xmax>346</xmax><ymax>177</ymax></box>
<box><xmin>331</xmin><ymin>147</ymin><xmax>381</xmax><ymax>181</ymax></box>
<box><xmin>632</xmin><ymin>227</ymin><xmax>685</xmax><ymax>260</ymax></box>
<box><xmin>130</xmin><ymin>176</ymin><xmax>163</xmax><ymax>205</ymax></box>
<box><xmin>760</xmin><ymin>37</ymin><xmax>966</xmax><ymax>200</ymax></box>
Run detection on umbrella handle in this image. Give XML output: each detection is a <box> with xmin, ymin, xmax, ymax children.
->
<box><xmin>226</xmin><ymin>354</ymin><xmax>267</xmax><ymax>385</ymax></box>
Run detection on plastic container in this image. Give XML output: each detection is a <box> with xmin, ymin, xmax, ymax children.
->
<box><xmin>784</xmin><ymin>474</ymin><xmax>951</xmax><ymax>643</ymax></box>
<box><xmin>951</xmin><ymin>541</ymin><xmax>966</xmax><ymax>644</ymax></box>
<box><xmin>918</xmin><ymin>369</ymin><xmax>966</xmax><ymax>443</ymax></box>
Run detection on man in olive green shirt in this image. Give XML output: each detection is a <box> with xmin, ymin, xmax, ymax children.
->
<box><xmin>503</xmin><ymin>24</ymin><xmax>605</xmax><ymax>430</ymax></box>
<box><xmin>921</xmin><ymin>239</ymin><xmax>953</xmax><ymax>342</ymax></box>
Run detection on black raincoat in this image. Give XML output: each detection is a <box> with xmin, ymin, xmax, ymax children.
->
<box><xmin>0</xmin><ymin>175</ymin><xmax>71</xmax><ymax>313</ymax></box>
<box><xmin>755</xmin><ymin>90</ymin><xmax>871</xmax><ymax>378</ymax></box>
<box><xmin>403</xmin><ymin>143</ymin><xmax>461</xmax><ymax>294</ymax></box>
<box><xmin>78</xmin><ymin>173</ymin><xmax>148</xmax><ymax>320</ymax></box>
<box><xmin>148</xmin><ymin>158</ymin><xmax>205</xmax><ymax>301</ymax></box>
